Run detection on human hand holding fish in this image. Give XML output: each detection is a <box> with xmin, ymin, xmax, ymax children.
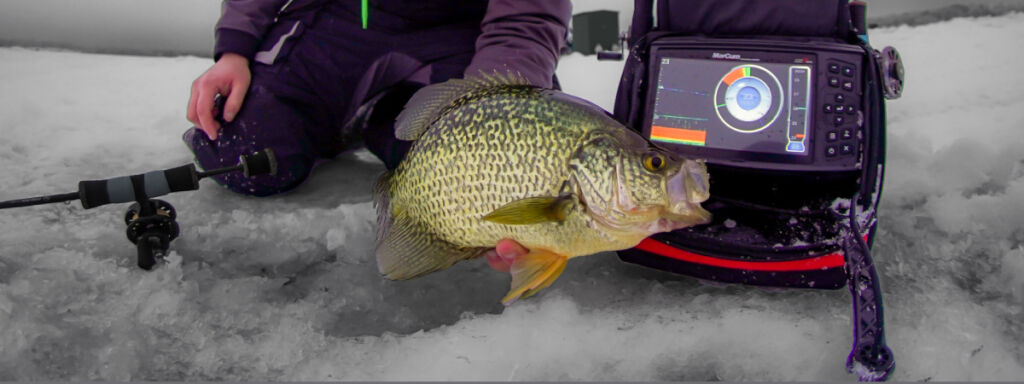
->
<box><xmin>374</xmin><ymin>73</ymin><xmax>712</xmax><ymax>305</ymax></box>
<box><xmin>483</xmin><ymin>239</ymin><xmax>529</xmax><ymax>273</ymax></box>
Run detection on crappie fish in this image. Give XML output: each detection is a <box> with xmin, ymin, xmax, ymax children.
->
<box><xmin>374</xmin><ymin>74</ymin><xmax>711</xmax><ymax>304</ymax></box>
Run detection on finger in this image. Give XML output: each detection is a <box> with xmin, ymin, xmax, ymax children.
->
<box><xmin>484</xmin><ymin>250</ymin><xmax>511</xmax><ymax>272</ymax></box>
<box><xmin>196</xmin><ymin>88</ymin><xmax>220</xmax><ymax>140</ymax></box>
<box><xmin>495</xmin><ymin>238</ymin><xmax>529</xmax><ymax>264</ymax></box>
<box><xmin>222</xmin><ymin>80</ymin><xmax>248</xmax><ymax>122</ymax></box>
<box><xmin>187</xmin><ymin>81</ymin><xmax>200</xmax><ymax>126</ymax></box>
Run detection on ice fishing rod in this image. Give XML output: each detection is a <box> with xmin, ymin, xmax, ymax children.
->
<box><xmin>0</xmin><ymin>149</ymin><xmax>277</xmax><ymax>269</ymax></box>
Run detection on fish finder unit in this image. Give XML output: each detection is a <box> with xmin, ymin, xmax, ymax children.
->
<box><xmin>645</xmin><ymin>43</ymin><xmax>865</xmax><ymax>171</ymax></box>
<box><xmin>608</xmin><ymin>0</ymin><xmax>904</xmax><ymax>381</ymax></box>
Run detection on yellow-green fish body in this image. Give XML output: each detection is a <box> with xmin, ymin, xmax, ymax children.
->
<box><xmin>374</xmin><ymin>75</ymin><xmax>711</xmax><ymax>303</ymax></box>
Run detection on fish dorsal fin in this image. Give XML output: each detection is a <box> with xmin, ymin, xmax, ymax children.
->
<box><xmin>373</xmin><ymin>172</ymin><xmax>483</xmax><ymax>279</ymax></box>
<box><xmin>502</xmin><ymin>249</ymin><xmax>568</xmax><ymax>305</ymax></box>
<box><xmin>482</xmin><ymin>195</ymin><xmax>575</xmax><ymax>225</ymax></box>
<box><xmin>395</xmin><ymin>71</ymin><xmax>532</xmax><ymax>141</ymax></box>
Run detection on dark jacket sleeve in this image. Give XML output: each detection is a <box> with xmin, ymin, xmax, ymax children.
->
<box><xmin>214</xmin><ymin>0</ymin><xmax>292</xmax><ymax>61</ymax></box>
<box><xmin>464</xmin><ymin>0</ymin><xmax>571</xmax><ymax>88</ymax></box>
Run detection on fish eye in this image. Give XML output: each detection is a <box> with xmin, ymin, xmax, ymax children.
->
<box><xmin>642</xmin><ymin>152</ymin><xmax>666</xmax><ymax>172</ymax></box>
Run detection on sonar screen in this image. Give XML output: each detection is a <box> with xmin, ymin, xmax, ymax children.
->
<box><xmin>648</xmin><ymin>56</ymin><xmax>813</xmax><ymax>158</ymax></box>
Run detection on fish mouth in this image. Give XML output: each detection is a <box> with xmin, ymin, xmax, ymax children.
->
<box><xmin>661</xmin><ymin>205</ymin><xmax>712</xmax><ymax>228</ymax></box>
<box><xmin>572</xmin><ymin>158</ymin><xmax>712</xmax><ymax>234</ymax></box>
<box><xmin>664</xmin><ymin>161</ymin><xmax>712</xmax><ymax>226</ymax></box>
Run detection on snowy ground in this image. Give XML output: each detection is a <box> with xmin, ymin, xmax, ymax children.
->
<box><xmin>1</xmin><ymin>13</ymin><xmax>1023</xmax><ymax>381</ymax></box>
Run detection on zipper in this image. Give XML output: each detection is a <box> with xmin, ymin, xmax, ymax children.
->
<box><xmin>361</xmin><ymin>0</ymin><xmax>368</xmax><ymax>29</ymax></box>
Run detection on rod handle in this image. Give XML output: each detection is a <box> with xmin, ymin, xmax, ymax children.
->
<box><xmin>79</xmin><ymin>164</ymin><xmax>200</xmax><ymax>209</ymax></box>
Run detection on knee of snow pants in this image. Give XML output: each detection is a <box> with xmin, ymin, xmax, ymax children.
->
<box><xmin>183</xmin><ymin>85</ymin><xmax>315</xmax><ymax>197</ymax></box>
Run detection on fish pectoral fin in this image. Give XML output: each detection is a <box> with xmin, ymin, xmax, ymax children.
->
<box><xmin>482</xmin><ymin>195</ymin><xmax>575</xmax><ymax>225</ymax></box>
<box><xmin>501</xmin><ymin>250</ymin><xmax>568</xmax><ymax>305</ymax></box>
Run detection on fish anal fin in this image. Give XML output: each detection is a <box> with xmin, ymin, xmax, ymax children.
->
<box><xmin>501</xmin><ymin>250</ymin><xmax>568</xmax><ymax>305</ymax></box>
<box><xmin>483</xmin><ymin>195</ymin><xmax>574</xmax><ymax>225</ymax></box>
<box><xmin>521</xmin><ymin>258</ymin><xmax>568</xmax><ymax>300</ymax></box>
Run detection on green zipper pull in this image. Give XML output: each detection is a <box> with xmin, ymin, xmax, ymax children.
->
<box><xmin>361</xmin><ymin>0</ymin><xmax>368</xmax><ymax>29</ymax></box>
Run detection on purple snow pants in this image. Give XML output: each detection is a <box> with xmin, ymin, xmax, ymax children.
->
<box><xmin>183</xmin><ymin>3</ymin><xmax>482</xmax><ymax>196</ymax></box>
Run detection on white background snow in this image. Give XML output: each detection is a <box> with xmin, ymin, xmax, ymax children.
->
<box><xmin>1</xmin><ymin>6</ymin><xmax>1024</xmax><ymax>382</ymax></box>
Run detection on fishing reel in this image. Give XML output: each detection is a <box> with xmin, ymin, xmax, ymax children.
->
<box><xmin>124</xmin><ymin>199</ymin><xmax>180</xmax><ymax>270</ymax></box>
<box><xmin>1</xmin><ymin>149</ymin><xmax>277</xmax><ymax>270</ymax></box>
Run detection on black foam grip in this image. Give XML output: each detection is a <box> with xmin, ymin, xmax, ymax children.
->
<box><xmin>82</xmin><ymin>175</ymin><xmax>136</xmax><ymax>207</ymax></box>
<box><xmin>164</xmin><ymin>164</ymin><xmax>200</xmax><ymax>192</ymax></box>
<box><xmin>241</xmin><ymin>148</ymin><xmax>277</xmax><ymax>177</ymax></box>
<box><xmin>78</xmin><ymin>164</ymin><xmax>200</xmax><ymax>209</ymax></box>
<box><xmin>78</xmin><ymin>180</ymin><xmax>110</xmax><ymax>209</ymax></box>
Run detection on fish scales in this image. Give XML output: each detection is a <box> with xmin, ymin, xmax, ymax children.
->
<box><xmin>375</xmin><ymin>76</ymin><xmax>711</xmax><ymax>302</ymax></box>
<box><xmin>390</xmin><ymin>89</ymin><xmax>618</xmax><ymax>255</ymax></box>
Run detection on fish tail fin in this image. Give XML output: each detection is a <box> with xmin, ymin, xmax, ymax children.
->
<box><xmin>373</xmin><ymin>171</ymin><xmax>395</xmax><ymax>244</ymax></box>
<box><xmin>501</xmin><ymin>250</ymin><xmax>568</xmax><ymax>305</ymax></box>
<box><xmin>373</xmin><ymin>172</ymin><xmax>482</xmax><ymax>279</ymax></box>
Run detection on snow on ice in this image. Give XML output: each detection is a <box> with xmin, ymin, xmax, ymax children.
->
<box><xmin>1</xmin><ymin>13</ymin><xmax>1023</xmax><ymax>381</ymax></box>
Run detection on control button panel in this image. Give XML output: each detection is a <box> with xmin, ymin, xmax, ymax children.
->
<box><xmin>818</xmin><ymin>57</ymin><xmax>862</xmax><ymax>165</ymax></box>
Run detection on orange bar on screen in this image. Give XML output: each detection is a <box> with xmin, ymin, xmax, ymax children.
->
<box><xmin>651</xmin><ymin>126</ymin><xmax>707</xmax><ymax>143</ymax></box>
<box><xmin>722</xmin><ymin>68</ymin><xmax>745</xmax><ymax>85</ymax></box>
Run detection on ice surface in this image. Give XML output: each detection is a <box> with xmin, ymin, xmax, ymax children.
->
<box><xmin>1</xmin><ymin>13</ymin><xmax>1024</xmax><ymax>381</ymax></box>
